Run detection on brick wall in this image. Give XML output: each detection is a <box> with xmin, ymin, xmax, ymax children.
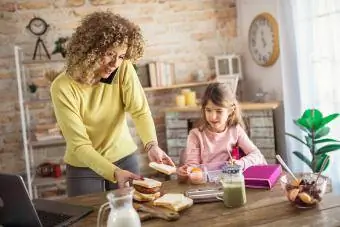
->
<box><xmin>0</xmin><ymin>0</ymin><xmax>238</xmax><ymax>174</ymax></box>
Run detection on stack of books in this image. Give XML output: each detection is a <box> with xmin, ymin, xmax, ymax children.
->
<box><xmin>148</xmin><ymin>61</ymin><xmax>175</xmax><ymax>87</ymax></box>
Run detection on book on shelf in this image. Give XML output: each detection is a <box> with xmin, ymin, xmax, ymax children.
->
<box><xmin>33</xmin><ymin>123</ymin><xmax>63</xmax><ymax>141</ymax></box>
<box><xmin>148</xmin><ymin>61</ymin><xmax>175</xmax><ymax>87</ymax></box>
<box><xmin>34</xmin><ymin>133</ymin><xmax>63</xmax><ymax>141</ymax></box>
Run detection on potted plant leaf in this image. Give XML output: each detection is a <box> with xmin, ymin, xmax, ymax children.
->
<box><xmin>286</xmin><ymin>109</ymin><xmax>340</xmax><ymax>173</ymax></box>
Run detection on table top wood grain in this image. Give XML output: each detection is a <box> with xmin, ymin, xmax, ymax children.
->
<box><xmin>61</xmin><ymin>180</ymin><xmax>340</xmax><ymax>227</ymax></box>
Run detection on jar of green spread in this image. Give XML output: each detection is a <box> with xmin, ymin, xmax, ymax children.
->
<box><xmin>218</xmin><ymin>164</ymin><xmax>246</xmax><ymax>208</ymax></box>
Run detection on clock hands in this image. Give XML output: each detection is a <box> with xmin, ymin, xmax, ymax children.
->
<box><xmin>261</xmin><ymin>30</ymin><xmax>267</xmax><ymax>48</ymax></box>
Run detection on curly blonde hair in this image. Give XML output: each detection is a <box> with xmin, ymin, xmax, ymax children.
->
<box><xmin>198</xmin><ymin>83</ymin><xmax>245</xmax><ymax>131</ymax></box>
<box><xmin>66</xmin><ymin>11</ymin><xmax>144</xmax><ymax>85</ymax></box>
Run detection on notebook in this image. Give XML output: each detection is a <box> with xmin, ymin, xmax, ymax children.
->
<box><xmin>243</xmin><ymin>164</ymin><xmax>282</xmax><ymax>189</ymax></box>
<box><xmin>0</xmin><ymin>173</ymin><xmax>93</xmax><ymax>227</ymax></box>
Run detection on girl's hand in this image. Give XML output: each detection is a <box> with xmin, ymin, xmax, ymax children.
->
<box><xmin>177</xmin><ymin>165</ymin><xmax>189</xmax><ymax>183</ymax></box>
<box><xmin>177</xmin><ymin>165</ymin><xmax>189</xmax><ymax>176</ymax></box>
<box><xmin>228</xmin><ymin>158</ymin><xmax>236</xmax><ymax>165</ymax></box>
<box><xmin>114</xmin><ymin>168</ymin><xmax>143</xmax><ymax>188</ymax></box>
<box><xmin>146</xmin><ymin>143</ymin><xmax>175</xmax><ymax>167</ymax></box>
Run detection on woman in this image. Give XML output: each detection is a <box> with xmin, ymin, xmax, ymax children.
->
<box><xmin>51</xmin><ymin>11</ymin><xmax>174</xmax><ymax>197</ymax></box>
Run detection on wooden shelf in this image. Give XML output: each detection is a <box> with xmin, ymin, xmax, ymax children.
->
<box><xmin>24</xmin><ymin>99</ymin><xmax>52</xmax><ymax>106</ymax></box>
<box><xmin>164</xmin><ymin>101</ymin><xmax>281</xmax><ymax>112</ymax></box>
<box><xmin>30</xmin><ymin>138</ymin><xmax>66</xmax><ymax>148</ymax></box>
<box><xmin>22</xmin><ymin>59</ymin><xmax>65</xmax><ymax>65</ymax></box>
<box><xmin>143</xmin><ymin>80</ymin><xmax>216</xmax><ymax>92</ymax></box>
<box><xmin>33</xmin><ymin>175</ymin><xmax>66</xmax><ymax>187</ymax></box>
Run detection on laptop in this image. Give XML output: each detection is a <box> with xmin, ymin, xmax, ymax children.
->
<box><xmin>0</xmin><ymin>173</ymin><xmax>93</xmax><ymax>227</ymax></box>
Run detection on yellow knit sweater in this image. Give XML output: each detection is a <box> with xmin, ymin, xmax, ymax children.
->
<box><xmin>50</xmin><ymin>60</ymin><xmax>157</xmax><ymax>182</ymax></box>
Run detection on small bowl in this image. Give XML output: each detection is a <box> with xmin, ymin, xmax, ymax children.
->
<box><xmin>187</xmin><ymin>166</ymin><xmax>207</xmax><ymax>185</ymax></box>
<box><xmin>280</xmin><ymin>173</ymin><xmax>328</xmax><ymax>209</ymax></box>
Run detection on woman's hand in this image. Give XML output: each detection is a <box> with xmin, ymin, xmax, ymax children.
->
<box><xmin>114</xmin><ymin>168</ymin><xmax>143</xmax><ymax>188</ymax></box>
<box><xmin>146</xmin><ymin>142</ymin><xmax>175</xmax><ymax>167</ymax></box>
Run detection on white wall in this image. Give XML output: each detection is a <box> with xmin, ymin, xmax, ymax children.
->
<box><xmin>238</xmin><ymin>0</ymin><xmax>283</xmax><ymax>101</ymax></box>
<box><xmin>237</xmin><ymin>0</ymin><xmax>287</xmax><ymax>162</ymax></box>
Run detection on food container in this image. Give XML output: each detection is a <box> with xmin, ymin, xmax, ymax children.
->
<box><xmin>187</xmin><ymin>162</ymin><xmax>227</xmax><ymax>184</ymax></box>
<box><xmin>280</xmin><ymin>173</ymin><xmax>328</xmax><ymax>209</ymax></box>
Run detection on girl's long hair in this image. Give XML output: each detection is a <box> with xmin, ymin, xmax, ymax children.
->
<box><xmin>198</xmin><ymin>83</ymin><xmax>245</xmax><ymax>131</ymax></box>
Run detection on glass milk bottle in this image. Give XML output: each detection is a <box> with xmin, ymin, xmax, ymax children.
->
<box><xmin>219</xmin><ymin>164</ymin><xmax>247</xmax><ymax>207</ymax></box>
<box><xmin>97</xmin><ymin>187</ymin><xmax>141</xmax><ymax>227</ymax></box>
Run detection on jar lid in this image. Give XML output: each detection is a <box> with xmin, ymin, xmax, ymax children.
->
<box><xmin>222</xmin><ymin>164</ymin><xmax>241</xmax><ymax>174</ymax></box>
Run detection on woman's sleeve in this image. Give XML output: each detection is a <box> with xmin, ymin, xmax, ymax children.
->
<box><xmin>234</xmin><ymin>125</ymin><xmax>267</xmax><ymax>170</ymax></box>
<box><xmin>121</xmin><ymin>62</ymin><xmax>158</xmax><ymax>146</ymax></box>
<box><xmin>50</xmin><ymin>79</ymin><xmax>117</xmax><ymax>182</ymax></box>
<box><xmin>183</xmin><ymin>130</ymin><xmax>202</xmax><ymax>166</ymax></box>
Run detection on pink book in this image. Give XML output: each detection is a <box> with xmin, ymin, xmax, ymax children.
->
<box><xmin>243</xmin><ymin>164</ymin><xmax>282</xmax><ymax>189</ymax></box>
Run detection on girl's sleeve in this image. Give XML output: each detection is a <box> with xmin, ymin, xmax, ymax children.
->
<box><xmin>234</xmin><ymin>125</ymin><xmax>267</xmax><ymax>170</ymax></box>
<box><xmin>183</xmin><ymin>130</ymin><xmax>202</xmax><ymax>166</ymax></box>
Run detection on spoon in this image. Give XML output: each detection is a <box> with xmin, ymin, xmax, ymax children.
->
<box><xmin>314</xmin><ymin>155</ymin><xmax>330</xmax><ymax>185</ymax></box>
<box><xmin>275</xmin><ymin>154</ymin><xmax>298</xmax><ymax>182</ymax></box>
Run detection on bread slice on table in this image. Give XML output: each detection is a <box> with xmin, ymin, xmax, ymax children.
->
<box><xmin>133</xmin><ymin>190</ymin><xmax>161</xmax><ymax>202</ymax></box>
<box><xmin>153</xmin><ymin>193</ymin><xmax>193</xmax><ymax>212</ymax></box>
<box><xmin>132</xmin><ymin>178</ymin><xmax>162</xmax><ymax>202</ymax></box>
<box><xmin>149</xmin><ymin>162</ymin><xmax>177</xmax><ymax>175</ymax></box>
<box><xmin>133</xmin><ymin>177</ymin><xmax>162</xmax><ymax>188</ymax></box>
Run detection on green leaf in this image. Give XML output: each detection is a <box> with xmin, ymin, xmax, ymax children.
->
<box><xmin>314</xmin><ymin>138</ymin><xmax>340</xmax><ymax>144</ymax></box>
<box><xmin>285</xmin><ymin>133</ymin><xmax>309</xmax><ymax>147</ymax></box>
<box><xmin>305</xmin><ymin>136</ymin><xmax>313</xmax><ymax>148</ymax></box>
<box><xmin>315</xmin><ymin>144</ymin><xmax>340</xmax><ymax>155</ymax></box>
<box><xmin>315</xmin><ymin>127</ymin><xmax>330</xmax><ymax>139</ymax></box>
<box><xmin>301</xmin><ymin>109</ymin><xmax>323</xmax><ymax>130</ymax></box>
<box><xmin>313</xmin><ymin>154</ymin><xmax>330</xmax><ymax>173</ymax></box>
<box><xmin>293</xmin><ymin>151</ymin><xmax>312</xmax><ymax>169</ymax></box>
<box><xmin>319</xmin><ymin>113</ymin><xmax>340</xmax><ymax>129</ymax></box>
<box><xmin>302</xmin><ymin>109</ymin><xmax>323</xmax><ymax>119</ymax></box>
<box><xmin>294</xmin><ymin>119</ymin><xmax>310</xmax><ymax>133</ymax></box>
<box><xmin>296</xmin><ymin>118</ymin><xmax>312</xmax><ymax>130</ymax></box>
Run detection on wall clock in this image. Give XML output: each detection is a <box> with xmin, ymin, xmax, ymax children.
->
<box><xmin>26</xmin><ymin>17</ymin><xmax>51</xmax><ymax>60</ymax></box>
<box><xmin>27</xmin><ymin>17</ymin><xmax>48</xmax><ymax>36</ymax></box>
<box><xmin>248</xmin><ymin>13</ymin><xmax>280</xmax><ymax>67</ymax></box>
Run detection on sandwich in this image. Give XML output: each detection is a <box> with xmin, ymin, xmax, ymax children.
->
<box><xmin>149</xmin><ymin>162</ymin><xmax>177</xmax><ymax>175</ymax></box>
<box><xmin>132</xmin><ymin>177</ymin><xmax>162</xmax><ymax>202</ymax></box>
<box><xmin>153</xmin><ymin>193</ymin><xmax>193</xmax><ymax>212</ymax></box>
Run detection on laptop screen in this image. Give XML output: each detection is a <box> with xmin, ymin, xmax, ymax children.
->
<box><xmin>0</xmin><ymin>173</ymin><xmax>93</xmax><ymax>227</ymax></box>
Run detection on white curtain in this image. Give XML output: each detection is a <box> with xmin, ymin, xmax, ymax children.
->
<box><xmin>279</xmin><ymin>0</ymin><xmax>340</xmax><ymax>187</ymax></box>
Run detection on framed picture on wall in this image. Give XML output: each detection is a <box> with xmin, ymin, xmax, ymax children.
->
<box><xmin>216</xmin><ymin>75</ymin><xmax>239</xmax><ymax>96</ymax></box>
<box><xmin>214</xmin><ymin>54</ymin><xmax>243</xmax><ymax>79</ymax></box>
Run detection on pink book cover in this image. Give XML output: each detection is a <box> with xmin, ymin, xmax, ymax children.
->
<box><xmin>243</xmin><ymin>164</ymin><xmax>282</xmax><ymax>189</ymax></box>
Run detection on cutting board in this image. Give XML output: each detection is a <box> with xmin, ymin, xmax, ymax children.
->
<box><xmin>133</xmin><ymin>202</ymin><xmax>180</xmax><ymax>222</ymax></box>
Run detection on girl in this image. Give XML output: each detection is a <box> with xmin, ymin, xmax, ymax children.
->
<box><xmin>51</xmin><ymin>11</ymin><xmax>174</xmax><ymax>196</ymax></box>
<box><xmin>177</xmin><ymin>83</ymin><xmax>267</xmax><ymax>180</ymax></box>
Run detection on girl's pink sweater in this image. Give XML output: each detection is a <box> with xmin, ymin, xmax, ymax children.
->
<box><xmin>184</xmin><ymin>124</ymin><xmax>267</xmax><ymax>170</ymax></box>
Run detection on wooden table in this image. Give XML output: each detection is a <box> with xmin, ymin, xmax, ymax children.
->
<box><xmin>62</xmin><ymin>180</ymin><xmax>340</xmax><ymax>227</ymax></box>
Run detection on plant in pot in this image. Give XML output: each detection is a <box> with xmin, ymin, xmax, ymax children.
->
<box><xmin>286</xmin><ymin>108</ymin><xmax>340</xmax><ymax>173</ymax></box>
<box><xmin>282</xmin><ymin>108</ymin><xmax>340</xmax><ymax>208</ymax></box>
<box><xmin>28</xmin><ymin>83</ymin><xmax>38</xmax><ymax>99</ymax></box>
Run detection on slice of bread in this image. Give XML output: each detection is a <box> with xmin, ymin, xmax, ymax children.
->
<box><xmin>153</xmin><ymin>193</ymin><xmax>193</xmax><ymax>212</ymax></box>
<box><xmin>149</xmin><ymin>162</ymin><xmax>177</xmax><ymax>175</ymax></box>
<box><xmin>133</xmin><ymin>191</ymin><xmax>161</xmax><ymax>202</ymax></box>
<box><xmin>132</xmin><ymin>177</ymin><xmax>162</xmax><ymax>189</ymax></box>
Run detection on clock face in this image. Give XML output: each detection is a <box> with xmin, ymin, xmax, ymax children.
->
<box><xmin>27</xmin><ymin>17</ymin><xmax>48</xmax><ymax>36</ymax></box>
<box><xmin>248</xmin><ymin>13</ymin><xmax>279</xmax><ymax>67</ymax></box>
